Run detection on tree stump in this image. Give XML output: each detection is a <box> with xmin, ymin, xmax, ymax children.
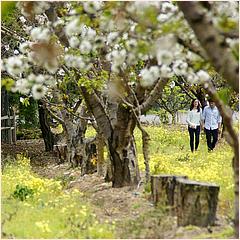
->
<box><xmin>175</xmin><ymin>178</ymin><xmax>219</xmax><ymax>227</ymax></box>
<box><xmin>151</xmin><ymin>175</ymin><xmax>188</xmax><ymax>207</ymax></box>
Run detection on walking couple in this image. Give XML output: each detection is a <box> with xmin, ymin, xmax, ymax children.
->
<box><xmin>186</xmin><ymin>98</ymin><xmax>222</xmax><ymax>152</ymax></box>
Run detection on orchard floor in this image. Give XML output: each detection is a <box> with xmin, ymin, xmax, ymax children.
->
<box><xmin>1</xmin><ymin>138</ymin><xmax>235</xmax><ymax>239</ymax></box>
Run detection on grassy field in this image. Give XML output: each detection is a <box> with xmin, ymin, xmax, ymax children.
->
<box><xmin>2</xmin><ymin>124</ymin><xmax>235</xmax><ymax>238</ymax></box>
<box><xmin>134</xmin><ymin>125</ymin><xmax>234</xmax><ymax>216</ymax></box>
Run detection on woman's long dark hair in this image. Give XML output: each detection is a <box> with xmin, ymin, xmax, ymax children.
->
<box><xmin>190</xmin><ymin>99</ymin><xmax>201</xmax><ymax>112</ymax></box>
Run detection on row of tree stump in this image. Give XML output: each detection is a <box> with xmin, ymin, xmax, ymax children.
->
<box><xmin>151</xmin><ymin>175</ymin><xmax>219</xmax><ymax>227</ymax></box>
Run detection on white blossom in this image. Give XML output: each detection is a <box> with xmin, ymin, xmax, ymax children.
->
<box><xmin>126</xmin><ymin>39</ymin><xmax>137</xmax><ymax>50</ymax></box>
<box><xmin>19</xmin><ymin>16</ymin><xmax>27</xmax><ymax>23</ymax></box>
<box><xmin>80</xmin><ymin>40</ymin><xmax>92</xmax><ymax>54</ymax></box>
<box><xmin>140</xmin><ymin>66</ymin><xmax>160</xmax><ymax>88</ymax></box>
<box><xmin>170</xmin><ymin>81</ymin><xmax>175</xmax><ymax>88</ymax></box>
<box><xmin>160</xmin><ymin>64</ymin><xmax>173</xmax><ymax>78</ymax></box>
<box><xmin>187</xmin><ymin>72</ymin><xmax>199</xmax><ymax>84</ymax></box>
<box><xmin>12</xmin><ymin>78</ymin><xmax>30</xmax><ymax>94</ymax></box>
<box><xmin>111</xmin><ymin>49</ymin><xmax>127</xmax><ymax>66</ymax></box>
<box><xmin>57</xmin><ymin>69</ymin><xmax>65</xmax><ymax>76</ymax></box>
<box><xmin>32</xmin><ymin>84</ymin><xmax>47</xmax><ymax>100</ymax></box>
<box><xmin>19</xmin><ymin>42</ymin><xmax>30</xmax><ymax>53</ymax></box>
<box><xmin>197</xmin><ymin>70</ymin><xmax>210</xmax><ymax>82</ymax></box>
<box><xmin>35</xmin><ymin>74</ymin><xmax>46</xmax><ymax>84</ymax></box>
<box><xmin>86</xmin><ymin>28</ymin><xmax>96</xmax><ymax>41</ymax></box>
<box><xmin>83</xmin><ymin>1</ymin><xmax>102</xmax><ymax>14</ymax></box>
<box><xmin>172</xmin><ymin>60</ymin><xmax>188</xmax><ymax>76</ymax></box>
<box><xmin>69</xmin><ymin>36</ymin><xmax>80</xmax><ymax>48</ymax></box>
<box><xmin>157</xmin><ymin>50</ymin><xmax>174</xmax><ymax>65</ymax></box>
<box><xmin>53</xmin><ymin>19</ymin><xmax>65</xmax><ymax>28</ymax></box>
<box><xmin>64</xmin><ymin>55</ymin><xmax>86</xmax><ymax>69</ymax></box>
<box><xmin>14</xmin><ymin>50</ymin><xmax>20</xmax><ymax>55</ymax></box>
<box><xmin>5</xmin><ymin>56</ymin><xmax>29</xmax><ymax>76</ymax></box>
<box><xmin>65</xmin><ymin>18</ymin><xmax>82</xmax><ymax>36</ymax></box>
<box><xmin>157</xmin><ymin>13</ymin><xmax>170</xmax><ymax>23</ymax></box>
<box><xmin>161</xmin><ymin>2</ymin><xmax>178</xmax><ymax>14</ymax></box>
<box><xmin>30</xmin><ymin>27</ymin><xmax>51</xmax><ymax>42</ymax></box>
<box><xmin>107</xmin><ymin>32</ymin><xmax>119</xmax><ymax>45</ymax></box>
<box><xmin>5</xmin><ymin>45</ymin><xmax>10</xmax><ymax>51</ymax></box>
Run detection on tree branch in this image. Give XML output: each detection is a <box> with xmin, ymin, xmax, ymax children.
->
<box><xmin>80</xmin><ymin>86</ymin><xmax>113</xmax><ymax>139</ymax></box>
<box><xmin>139</xmin><ymin>78</ymin><xmax>169</xmax><ymax>114</ymax></box>
<box><xmin>178</xmin><ymin>1</ymin><xmax>239</xmax><ymax>92</ymax></box>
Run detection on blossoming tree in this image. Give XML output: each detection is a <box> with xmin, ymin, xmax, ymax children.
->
<box><xmin>1</xmin><ymin>2</ymin><xmax>239</xmax><ymax>236</ymax></box>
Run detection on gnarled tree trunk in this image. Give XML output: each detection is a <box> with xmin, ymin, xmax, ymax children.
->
<box><xmin>108</xmin><ymin>106</ymin><xmax>140</xmax><ymax>187</ymax></box>
<box><xmin>38</xmin><ymin>100</ymin><xmax>54</xmax><ymax>151</ymax></box>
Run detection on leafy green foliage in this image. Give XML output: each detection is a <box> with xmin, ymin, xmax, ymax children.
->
<box><xmin>1</xmin><ymin>77</ymin><xmax>15</xmax><ymax>91</ymax></box>
<box><xmin>12</xmin><ymin>185</ymin><xmax>34</xmax><ymax>201</ymax></box>
<box><xmin>1</xmin><ymin>1</ymin><xmax>16</xmax><ymax>22</ymax></box>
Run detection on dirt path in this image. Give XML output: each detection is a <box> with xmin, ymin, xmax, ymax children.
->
<box><xmin>1</xmin><ymin>139</ymin><xmax>234</xmax><ymax>239</ymax></box>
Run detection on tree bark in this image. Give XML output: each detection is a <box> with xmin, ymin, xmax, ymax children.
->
<box><xmin>108</xmin><ymin>105</ymin><xmax>140</xmax><ymax>187</ymax></box>
<box><xmin>151</xmin><ymin>175</ymin><xmax>188</xmax><ymax>208</ymax></box>
<box><xmin>38</xmin><ymin>101</ymin><xmax>54</xmax><ymax>151</ymax></box>
<box><xmin>176</xmin><ymin>178</ymin><xmax>219</xmax><ymax>227</ymax></box>
<box><xmin>96</xmin><ymin>133</ymin><xmax>105</xmax><ymax>176</ymax></box>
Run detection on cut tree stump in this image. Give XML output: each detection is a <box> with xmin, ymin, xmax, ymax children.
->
<box><xmin>151</xmin><ymin>175</ymin><xmax>188</xmax><ymax>208</ymax></box>
<box><xmin>175</xmin><ymin>178</ymin><xmax>220</xmax><ymax>227</ymax></box>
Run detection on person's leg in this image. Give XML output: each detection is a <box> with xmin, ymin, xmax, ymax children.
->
<box><xmin>205</xmin><ymin>128</ymin><xmax>212</xmax><ymax>151</ymax></box>
<box><xmin>211</xmin><ymin>128</ymin><xmax>218</xmax><ymax>149</ymax></box>
<box><xmin>188</xmin><ymin>127</ymin><xmax>194</xmax><ymax>152</ymax></box>
<box><xmin>195</xmin><ymin>126</ymin><xmax>200</xmax><ymax>150</ymax></box>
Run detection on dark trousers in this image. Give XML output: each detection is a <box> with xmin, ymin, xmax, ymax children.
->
<box><xmin>188</xmin><ymin>126</ymin><xmax>200</xmax><ymax>152</ymax></box>
<box><xmin>205</xmin><ymin>128</ymin><xmax>218</xmax><ymax>151</ymax></box>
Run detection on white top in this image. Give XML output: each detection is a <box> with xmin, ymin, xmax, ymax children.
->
<box><xmin>186</xmin><ymin>109</ymin><xmax>202</xmax><ymax>128</ymax></box>
<box><xmin>202</xmin><ymin>106</ymin><xmax>222</xmax><ymax>130</ymax></box>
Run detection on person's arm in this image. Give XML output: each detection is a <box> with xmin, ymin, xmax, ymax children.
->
<box><xmin>186</xmin><ymin>111</ymin><xmax>194</xmax><ymax>128</ymax></box>
<box><xmin>201</xmin><ymin>108</ymin><xmax>206</xmax><ymax>129</ymax></box>
<box><xmin>218</xmin><ymin>111</ymin><xmax>222</xmax><ymax>132</ymax></box>
<box><xmin>200</xmin><ymin>109</ymin><xmax>204</xmax><ymax>129</ymax></box>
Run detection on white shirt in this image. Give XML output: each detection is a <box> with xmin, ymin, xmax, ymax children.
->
<box><xmin>186</xmin><ymin>109</ymin><xmax>202</xmax><ymax>127</ymax></box>
<box><xmin>202</xmin><ymin>106</ymin><xmax>222</xmax><ymax>130</ymax></box>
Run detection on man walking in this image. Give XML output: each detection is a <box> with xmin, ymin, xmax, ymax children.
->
<box><xmin>202</xmin><ymin>99</ymin><xmax>222</xmax><ymax>152</ymax></box>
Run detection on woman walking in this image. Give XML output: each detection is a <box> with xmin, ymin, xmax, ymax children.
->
<box><xmin>186</xmin><ymin>99</ymin><xmax>202</xmax><ymax>152</ymax></box>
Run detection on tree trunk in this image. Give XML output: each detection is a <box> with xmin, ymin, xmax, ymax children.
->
<box><xmin>38</xmin><ymin>101</ymin><xmax>54</xmax><ymax>151</ymax></box>
<box><xmin>107</xmin><ymin>107</ymin><xmax>139</xmax><ymax>187</ymax></box>
<box><xmin>109</xmin><ymin>135</ymin><xmax>140</xmax><ymax>187</ymax></box>
<box><xmin>233</xmin><ymin>154</ymin><xmax>239</xmax><ymax>238</ymax></box>
<box><xmin>97</xmin><ymin>133</ymin><xmax>105</xmax><ymax>176</ymax></box>
<box><xmin>176</xmin><ymin>178</ymin><xmax>219</xmax><ymax>227</ymax></box>
<box><xmin>104</xmin><ymin>148</ymin><xmax>113</xmax><ymax>182</ymax></box>
<box><xmin>81</xmin><ymin>87</ymin><xmax>140</xmax><ymax>187</ymax></box>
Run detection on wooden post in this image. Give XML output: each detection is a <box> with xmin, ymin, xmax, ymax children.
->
<box><xmin>12</xmin><ymin>110</ymin><xmax>17</xmax><ymax>144</ymax></box>
<box><xmin>175</xmin><ymin>178</ymin><xmax>219</xmax><ymax>227</ymax></box>
<box><xmin>151</xmin><ymin>175</ymin><xmax>188</xmax><ymax>208</ymax></box>
<box><xmin>7</xmin><ymin>112</ymin><xmax>12</xmax><ymax>144</ymax></box>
